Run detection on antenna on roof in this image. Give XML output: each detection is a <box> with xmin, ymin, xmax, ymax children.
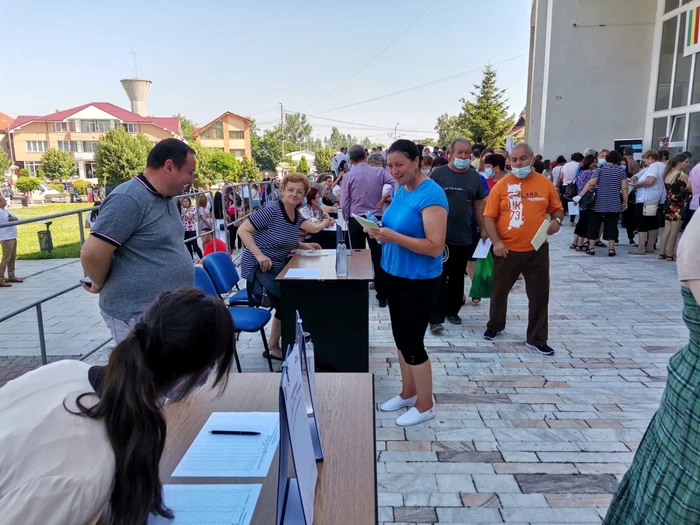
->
<box><xmin>130</xmin><ymin>46</ymin><xmax>139</xmax><ymax>78</ymax></box>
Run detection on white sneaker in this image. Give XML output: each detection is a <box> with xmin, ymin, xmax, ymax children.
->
<box><xmin>396</xmin><ymin>407</ymin><xmax>436</xmax><ymax>427</ymax></box>
<box><xmin>380</xmin><ymin>394</ymin><xmax>417</xmax><ymax>412</ymax></box>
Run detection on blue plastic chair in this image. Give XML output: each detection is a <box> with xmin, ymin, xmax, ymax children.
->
<box><xmin>194</xmin><ymin>267</ymin><xmax>273</xmax><ymax>372</ymax></box>
<box><xmin>202</xmin><ymin>252</ymin><xmax>261</xmax><ymax>307</ymax></box>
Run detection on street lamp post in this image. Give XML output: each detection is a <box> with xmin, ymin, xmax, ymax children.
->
<box><xmin>394</xmin><ymin>122</ymin><xmax>399</xmax><ymax>142</ymax></box>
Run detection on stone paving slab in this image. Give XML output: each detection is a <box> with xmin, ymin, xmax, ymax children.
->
<box><xmin>0</xmin><ymin>230</ymin><xmax>688</xmax><ymax>523</ymax></box>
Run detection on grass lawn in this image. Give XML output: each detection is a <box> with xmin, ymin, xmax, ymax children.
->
<box><xmin>12</xmin><ymin>203</ymin><xmax>95</xmax><ymax>260</ymax></box>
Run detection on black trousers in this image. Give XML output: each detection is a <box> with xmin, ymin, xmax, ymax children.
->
<box><xmin>430</xmin><ymin>243</ymin><xmax>470</xmax><ymax>324</ymax></box>
<box><xmin>386</xmin><ymin>274</ymin><xmax>441</xmax><ymax>365</ymax></box>
<box><xmin>184</xmin><ymin>230</ymin><xmax>202</xmax><ymax>259</ymax></box>
<box><xmin>349</xmin><ymin>217</ymin><xmax>387</xmax><ymax>301</ymax></box>
<box><xmin>621</xmin><ymin>201</ymin><xmax>636</xmax><ymax>241</ymax></box>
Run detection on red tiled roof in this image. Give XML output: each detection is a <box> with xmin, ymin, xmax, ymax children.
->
<box><xmin>192</xmin><ymin>111</ymin><xmax>252</xmax><ymax>138</ymax></box>
<box><xmin>9</xmin><ymin>102</ymin><xmax>181</xmax><ymax>135</ymax></box>
<box><xmin>0</xmin><ymin>112</ymin><xmax>14</xmax><ymax>130</ymax></box>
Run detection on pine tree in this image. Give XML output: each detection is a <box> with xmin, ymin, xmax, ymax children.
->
<box><xmin>458</xmin><ymin>65</ymin><xmax>515</xmax><ymax>148</ymax></box>
<box><xmin>296</xmin><ymin>155</ymin><xmax>310</xmax><ymax>174</ymax></box>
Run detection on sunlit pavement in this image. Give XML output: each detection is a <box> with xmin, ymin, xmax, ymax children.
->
<box><xmin>0</xmin><ymin>228</ymin><xmax>688</xmax><ymax>523</ymax></box>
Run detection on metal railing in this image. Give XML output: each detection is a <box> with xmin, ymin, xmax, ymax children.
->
<box><xmin>0</xmin><ymin>181</ymin><xmax>280</xmax><ymax>365</ymax></box>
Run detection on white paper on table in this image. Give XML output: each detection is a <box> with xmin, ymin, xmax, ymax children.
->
<box><xmin>172</xmin><ymin>412</ymin><xmax>279</xmax><ymax>478</ymax></box>
<box><xmin>531</xmin><ymin>218</ymin><xmax>550</xmax><ymax>251</ymax></box>
<box><xmin>472</xmin><ymin>239</ymin><xmax>492</xmax><ymax>259</ymax></box>
<box><xmin>293</xmin><ymin>250</ymin><xmax>333</xmax><ymax>257</ymax></box>
<box><xmin>283</xmin><ymin>343</ymin><xmax>317</xmax><ymax>525</ymax></box>
<box><xmin>149</xmin><ymin>484</ymin><xmax>262</xmax><ymax>525</ymax></box>
<box><xmin>567</xmin><ymin>201</ymin><xmax>579</xmax><ymax>216</ymax></box>
<box><xmin>285</xmin><ymin>268</ymin><xmax>321</xmax><ymax>279</ymax></box>
<box><xmin>351</xmin><ymin>214</ymin><xmax>380</xmax><ymax>230</ymax></box>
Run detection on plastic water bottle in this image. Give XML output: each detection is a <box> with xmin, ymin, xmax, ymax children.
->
<box><xmin>337</xmin><ymin>208</ymin><xmax>344</xmax><ymax>224</ymax></box>
<box><xmin>336</xmin><ymin>242</ymin><xmax>348</xmax><ymax>276</ymax></box>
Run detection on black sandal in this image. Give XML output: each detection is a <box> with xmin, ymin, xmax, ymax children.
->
<box><xmin>570</xmin><ymin>243</ymin><xmax>577</xmax><ymax>250</ymax></box>
<box><xmin>608</xmin><ymin>249</ymin><xmax>616</xmax><ymax>257</ymax></box>
<box><xmin>595</xmin><ymin>241</ymin><xmax>606</xmax><ymax>248</ymax></box>
<box><xmin>586</xmin><ymin>249</ymin><xmax>595</xmax><ymax>256</ymax></box>
<box><xmin>262</xmin><ymin>349</ymin><xmax>284</xmax><ymax>361</ymax></box>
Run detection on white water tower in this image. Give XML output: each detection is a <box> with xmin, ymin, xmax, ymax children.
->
<box><xmin>120</xmin><ymin>78</ymin><xmax>152</xmax><ymax>117</ymax></box>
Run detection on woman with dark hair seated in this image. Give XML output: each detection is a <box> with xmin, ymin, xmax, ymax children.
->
<box><xmin>0</xmin><ymin>287</ymin><xmax>236</xmax><ymax>525</ymax></box>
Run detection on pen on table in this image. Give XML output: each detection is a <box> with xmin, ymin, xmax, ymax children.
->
<box><xmin>210</xmin><ymin>430</ymin><xmax>261</xmax><ymax>436</ymax></box>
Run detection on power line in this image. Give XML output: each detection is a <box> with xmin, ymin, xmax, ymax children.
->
<box><xmin>305</xmin><ymin>0</ymin><xmax>440</xmax><ymax>109</ymax></box>
<box><xmin>295</xmin><ymin>112</ymin><xmax>438</xmax><ymax>134</ymax></box>
<box><xmin>248</xmin><ymin>106</ymin><xmax>280</xmax><ymax>116</ymax></box>
<box><xmin>314</xmin><ymin>53</ymin><xmax>528</xmax><ymax>115</ymax></box>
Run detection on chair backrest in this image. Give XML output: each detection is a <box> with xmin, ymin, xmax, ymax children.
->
<box><xmin>203</xmin><ymin>252</ymin><xmax>241</xmax><ymax>295</ymax></box>
<box><xmin>194</xmin><ymin>266</ymin><xmax>219</xmax><ymax>297</ymax></box>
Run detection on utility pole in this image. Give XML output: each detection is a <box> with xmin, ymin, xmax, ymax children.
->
<box><xmin>394</xmin><ymin>122</ymin><xmax>399</xmax><ymax>142</ymax></box>
<box><xmin>279</xmin><ymin>102</ymin><xmax>285</xmax><ymax>166</ymax></box>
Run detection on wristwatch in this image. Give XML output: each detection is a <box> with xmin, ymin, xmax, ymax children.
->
<box><xmin>555</xmin><ymin>218</ymin><xmax>562</xmax><ymax>225</ymax></box>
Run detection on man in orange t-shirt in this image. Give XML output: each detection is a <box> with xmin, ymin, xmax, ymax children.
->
<box><xmin>482</xmin><ymin>143</ymin><xmax>564</xmax><ymax>356</ymax></box>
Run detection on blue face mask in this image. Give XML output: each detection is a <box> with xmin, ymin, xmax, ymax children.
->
<box><xmin>511</xmin><ymin>166</ymin><xmax>532</xmax><ymax>179</ymax></box>
<box><xmin>484</xmin><ymin>168</ymin><xmax>494</xmax><ymax>178</ymax></box>
<box><xmin>453</xmin><ymin>158</ymin><xmax>471</xmax><ymax>170</ymax></box>
<box><xmin>598</xmin><ymin>159</ymin><xmax>607</xmax><ymax>165</ymax></box>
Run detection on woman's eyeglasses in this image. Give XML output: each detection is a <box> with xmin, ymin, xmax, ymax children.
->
<box><xmin>285</xmin><ymin>189</ymin><xmax>306</xmax><ymax>196</ymax></box>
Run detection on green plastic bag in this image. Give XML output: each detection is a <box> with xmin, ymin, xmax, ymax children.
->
<box><xmin>469</xmin><ymin>251</ymin><xmax>493</xmax><ymax>299</ymax></box>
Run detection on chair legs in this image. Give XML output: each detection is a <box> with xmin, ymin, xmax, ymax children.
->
<box><xmin>233</xmin><ymin>333</ymin><xmax>242</xmax><ymax>374</ymax></box>
<box><xmin>260</xmin><ymin>329</ymin><xmax>273</xmax><ymax>372</ymax></box>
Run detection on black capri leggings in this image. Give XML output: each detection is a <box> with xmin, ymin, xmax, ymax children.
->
<box><xmin>635</xmin><ymin>202</ymin><xmax>660</xmax><ymax>232</ymax></box>
<box><xmin>587</xmin><ymin>211</ymin><xmax>619</xmax><ymax>241</ymax></box>
<box><xmin>184</xmin><ymin>230</ymin><xmax>203</xmax><ymax>259</ymax></box>
<box><xmin>385</xmin><ymin>273</ymin><xmax>441</xmax><ymax>365</ymax></box>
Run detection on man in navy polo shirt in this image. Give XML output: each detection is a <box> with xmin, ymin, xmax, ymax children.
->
<box><xmin>81</xmin><ymin>139</ymin><xmax>196</xmax><ymax>342</ymax></box>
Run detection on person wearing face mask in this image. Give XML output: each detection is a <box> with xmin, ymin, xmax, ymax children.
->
<box><xmin>597</xmin><ymin>149</ymin><xmax>611</xmax><ymax>166</ymax></box>
<box><xmin>428</xmin><ymin>138</ymin><xmax>487</xmax><ymax>332</ymax></box>
<box><xmin>421</xmin><ymin>155</ymin><xmax>433</xmax><ymax>175</ymax></box>
<box><xmin>482</xmin><ymin>143</ymin><xmax>564</xmax><ymax>356</ymax></box>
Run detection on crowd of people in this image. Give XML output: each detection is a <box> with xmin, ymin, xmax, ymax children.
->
<box><xmin>1</xmin><ymin>134</ymin><xmax>700</xmax><ymax>523</ymax></box>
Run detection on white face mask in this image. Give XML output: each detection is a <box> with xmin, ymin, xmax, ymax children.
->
<box><xmin>421</xmin><ymin>168</ymin><xmax>431</xmax><ymax>175</ymax></box>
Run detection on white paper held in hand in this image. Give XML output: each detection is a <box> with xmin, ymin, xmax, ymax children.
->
<box><xmin>148</xmin><ymin>484</ymin><xmax>262</xmax><ymax>525</ymax></box>
<box><xmin>567</xmin><ymin>201</ymin><xmax>579</xmax><ymax>216</ymax></box>
<box><xmin>531</xmin><ymin>218</ymin><xmax>550</xmax><ymax>251</ymax></box>
<box><xmin>472</xmin><ymin>239</ymin><xmax>493</xmax><ymax>259</ymax></box>
<box><xmin>351</xmin><ymin>214</ymin><xmax>380</xmax><ymax>230</ymax></box>
<box><xmin>172</xmin><ymin>412</ymin><xmax>279</xmax><ymax>478</ymax></box>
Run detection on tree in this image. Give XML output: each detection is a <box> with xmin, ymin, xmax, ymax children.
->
<box><xmin>434</xmin><ymin>113</ymin><xmax>461</xmax><ymax>146</ymax></box>
<box><xmin>296</xmin><ymin>156</ymin><xmax>310</xmax><ymax>174</ymax></box>
<box><xmin>0</xmin><ymin>150</ymin><xmax>10</xmax><ymax>175</ymax></box>
<box><xmin>459</xmin><ymin>65</ymin><xmax>515</xmax><ymax>148</ymax></box>
<box><xmin>190</xmin><ymin>141</ymin><xmax>216</xmax><ymax>187</ymax></box>
<box><xmin>421</xmin><ymin>138</ymin><xmax>438</xmax><ymax>147</ymax></box>
<box><xmin>40</xmin><ymin>148</ymin><xmax>77</xmax><ymax>181</ymax></box>
<box><xmin>314</xmin><ymin>147</ymin><xmax>335</xmax><ymax>173</ymax></box>
<box><xmin>18</xmin><ymin>168</ymin><xmax>29</xmax><ymax>178</ymax></box>
<box><xmin>240</xmin><ymin>156</ymin><xmax>261</xmax><ymax>181</ymax></box>
<box><xmin>15</xmin><ymin>177</ymin><xmax>41</xmax><ymax>193</ymax></box>
<box><xmin>283</xmin><ymin>112</ymin><xmax>313</xmax><ymax>147</ymax></box>
<box><xmin>209</xmin><ymin>151</ymin><xmax>241</xmax><ymax>182</ymax></box>
<box><xmin>326</xmin><ymin>127</ymin><xmax>345</xmax><ymax>150</ymax></box>
<box><xmin>72</xmin><ymin>179</ymin><xmax>90</xmax><ymax>195</ymax></box>
<box><xmin>95</xmin><ymin>127</ymin><xmax>153</xmax><ymax>187</ymax></box>
<box><xmin>175</xmin><ymin>114</ymin><xmax>196</xmax><ymax>142</ymax></box>
<box><xmin>361</xmin><ymin>137</ymin><xmax>372</xmax><ymax>150</ymax></box>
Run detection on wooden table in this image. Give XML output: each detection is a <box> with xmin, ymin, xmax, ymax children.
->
<box><xmin>160</xmin><ymin>373</ymin><xmax>377</xmax><ymax>525</ymax></box>
<box><xmin>277</xmin><ymin>249</ymin><xmax>374</xmax><ymax>372</ymax></box>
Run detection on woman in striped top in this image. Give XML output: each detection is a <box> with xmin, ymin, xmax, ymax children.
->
<box><xmin>571</xmin><ymin>155</ymin><xmax>597</xmax><ymax>251</ymax></box>
<box><xmin>578</xmin><ymin>150</ymin><xmax>629</xmax><ymax>256</ymax></box>
<box><xmin>238</xmin><ymin>173</ymin><xmax>332</xmax><ymax>360</ymax></box>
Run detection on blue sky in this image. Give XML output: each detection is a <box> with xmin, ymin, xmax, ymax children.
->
<box><xmin>2</xmin><ymin>0</ymin><xmax>531</xmax><ymax>142</ymax></box>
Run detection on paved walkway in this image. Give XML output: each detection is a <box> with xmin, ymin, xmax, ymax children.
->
<box><xmin>0</xmin><ymin>230</ymin><xmax>688</xmax><ymax>523</ymax></box>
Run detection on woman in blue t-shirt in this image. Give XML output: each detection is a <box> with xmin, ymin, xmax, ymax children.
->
<box><xmin>368</xmin><ymin>140</ymin><xmax>448</xmax><ymax>427</ymax></box>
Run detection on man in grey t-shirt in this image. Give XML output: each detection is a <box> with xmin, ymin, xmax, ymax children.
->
<box><xmin>429</xmin><ymin>137</ymin><xmax>486</xmax><ymax>332</ymax></box>
<box><xmin>81</xmin><ymin>139</ymin><xmax>196</xmax><ymax>342</ymax></box>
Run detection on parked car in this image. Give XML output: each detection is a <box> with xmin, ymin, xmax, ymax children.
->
<box><xmin>32</xmin><ymin>182</ymin><xmax>65</xmax><ymax>203</ymax></box>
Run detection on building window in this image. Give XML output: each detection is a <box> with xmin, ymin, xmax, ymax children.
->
<box><xmin>229</xmin><ymin>130</ymin><xmax>244</xmax><ymax>139</ymax></box>
<box><xmin>82</xmin><ymin>141</ymin><xmax>99</xmax><ymax>153</ymax></box>
<box><xmin>200</xmin><ymin>130</ymin><xmax>210</xmax><ymax>139</ymax></box>
<box><xmin>51</xmin><ymin>121</ymin><xmax>76</xmax><ymax>132</ymax></box>
<box><xmin>57</xmin><ymin>140</ymin><xmax>80</xmax><ymax>152</ymax></box>
<box><xmin>231</xmin><ymin>149</ymin><xmax>246</xmax><ymax>157</ymax></box>
<box><xmin>665</xmin><ymin>0</ymin><xmax>679</xmax><ymax>13</ymax></box>
<box><xmin>211</xmin><ymin>120</ymin><xmax>224</xmax><ymax>139</ymax></box>
<box><xmin>122</xmin><ymin>123</ymin><xmax>138</xmax><ymax>133</ymax></box>
<box><xmin>652</xmin><ymin>117</ymin><xmax>668</xmax><ymax>147</ymax></box>
<box><xmin>673</xmin><ymin>12</ymin><xmax>693</xmax><ymax>108</ymax></box>
<box><xmin>656</xmin><ymin>17</ymin><xmax>677</xmax><ymax>111</ymax></box>
<box><xmin>25</xmin><ymin>161</ymin><xmax>42</xmax><ymax>176</ymax></box>
<box><xmin>26</xmin><ymin>141</ymin><xmax>48</xmax><ymax>153</ymax></box>
<box><xmin>79</xmin><ymin>120</ymin><xmax>111</xmax><ymax>133</ymax></box>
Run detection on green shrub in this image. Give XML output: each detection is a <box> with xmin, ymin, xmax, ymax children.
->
<box><xmin>72</xmin><ymin>180</ymin><xmax>90</xmax><ymax>195</ymax></box>
<box><xmin>15</xmin><ymin>177</ymin><xmax>41</xmax><ymax>193</ymax></box>
<box><xmin>49</xmin><ymin>183</ymin><xmax>65</xmax><ymax>193</ymax></box>
<box><xmin>18</xmin><ymin>168</ymin><xmax>30</xmax><ymax>178</ymax></box>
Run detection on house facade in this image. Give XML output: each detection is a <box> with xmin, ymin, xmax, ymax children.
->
<box><xmin>9</xmin><ymin>102</ymin><xmax>181</xmax><ymax>178</ymax></box>
<box><xmin>193</xmin><ymin>111</ymin><xmax>252</xmax><ymax>159</ymax></box>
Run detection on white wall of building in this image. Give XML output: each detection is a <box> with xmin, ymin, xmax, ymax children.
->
<box><xmin>527</xmin><ymin>0</ymin><xmax>657</xmax><ymax>157</ymax></box>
